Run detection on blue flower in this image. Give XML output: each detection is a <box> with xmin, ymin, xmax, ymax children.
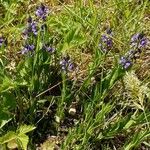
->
<box><xmin>124</xmin><ymin>61</ymin><xmax>132</xmax><ymax>69</ymax></box>
<box><xmin>27</xmin><ymin>17</ymin><xmax>38</xmax><ymax>36</ymax></box>
<box><xmin>119</xmin><ymin>56</ymin><xmax>132</xmax><ymax>70</ymax></box>
<box><xmin>30</xmin><ymin>21</ymin><xmax>38</xmax><ymax>35</ymax></box>
<box><xmin>130</xmin><ymin>33</ymin><xmax>148</xmax><ymax>48</ymax></box>
<box><xmin>119</xmin><ymin>32</ymin><xmax>148</xmax><ymax>70</ymax></box>
<box><xmin>42</xmin><ymin>44</ymin><xmax>55</xmax><ymax>53</ymax></box>
<box><xmin>35</xmin><ymin>4</ymin><xmax>49</xmax><ymax>20</ymax></box>
<box><xmin>131</xmin><ymin>33</ymin><xmax>141</xmax><ymax>42</ymax></box>
<box><xmin>22</xmin><ymin>17</ymin><xmax>38</xmax><ymax>39</ymax></box>
<box><xmin>99</xmin><ymin>29</ymin><xmax>113</xmax><ymax>52</ymax></box>
<box><xmin>0</xmin><ymin>36</ymin><xmax>7</xmax><ymax>47</ymax></box>
<box><xmin>21</xmin><ymin>44</ymin><xmax>35</xmax><ymax>54</ymax></box>
<box><xmin>139</xmin><ymin>38</ymin><xmax>147</xmax><ymax>48</ymax></box>
<box><xmin>60</xmin><ymin>56</ymin><xmax>75</xmax><ymax>71</ymax></box>
<box><xmin>0</xmin><ymin>37</ymin><xmax>5</xmax><ymax>47</ymax></box>
<box><xmin>68</xmin><ymin>62</ymin><xmax>75</xmax><ymax>71</ymax></box>
<box><xmin>60</xmin><ymin>59</ymin><xmax>68</xmax><ymax>70</ymax></box>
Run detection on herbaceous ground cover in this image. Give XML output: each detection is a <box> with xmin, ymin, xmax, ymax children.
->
<box><xmin>0</xmin><ymin>0</ymin><xmax>150</xmax><ymax>149</ymax></box>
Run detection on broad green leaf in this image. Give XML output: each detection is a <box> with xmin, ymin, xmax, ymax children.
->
<box><xmin>0</xmin><ymin>131</ymin><xmax>17</xmax><ymax>144</ymax></box>
<box><xmin>124</xmin><ymin>119</ymin><xmax>136</xmax><ymax>129</ymax></box>
<box><xmin>0</xmin><ymin>76</ymin><xmax>17</xmax><ymax>93</ymax></box>
<box><xmin>17</xmin><ymin>125</ymin><xmax>36</xmax><ymax>135</ymax></box>
<box><xmin>18</xmin><ymin>134</ymin><xmax>29</xmax><ymax>150</ymax></box>
<box><xmin>2</xmin><ymin>92</ymin><xmax>16</xmax><ymax>109</ymax></box>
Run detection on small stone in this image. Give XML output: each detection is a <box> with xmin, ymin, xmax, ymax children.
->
<box><xmin>55</xmin><ymin>116</ymin><xmax>60</xmax><ymax>123</ymax></box>
<box><xmin>91</xmin><ymin>77</ymin><xmax>96</xmax><ymax>84</ymax></box>
<box><xmin>69</xmin><ymin>108</ymin><xmax>76</xmax><ymax>115</ymax></box>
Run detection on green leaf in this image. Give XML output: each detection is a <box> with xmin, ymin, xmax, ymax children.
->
<box><xmin>124</xmin><ymin>130</ymin><xmax>150</xmax><ymax>150</ymax></box>
<box><xmin>17</xmin><ymin>124</ymin><xmax>36</xmax><ymax>135</ymax></box>
<box><xmin>123</xmin><ymin>119</ymin><xmax>136</xmax><ymax>129</ymax></box>
<box><xmin>0</xmin><ymin>118</ymin><xmax>12</xmax><ymax>129</ymax></box>
<box><xmin>0</xmin><ymin>76</ymin><xmax>16</xmax><ymax>93</ymax></box>
<box><xmin>0</xmin><ymin>125</ymin><xmax>35</xmax><ymax>150</ymax></box>
<box><xmin>0</xmin><ymin>131</ymin><xmax>17</xmax><ymax>144</ymax></box>
<box><xmin>18</xmin><ymin>134</ymin><xmax>29</xmax><ymax>150</ymax></box>
<box><xmin>2</xmin><ymin>92</ymin><xmax>16</xmax><ymax>109</ymax></box>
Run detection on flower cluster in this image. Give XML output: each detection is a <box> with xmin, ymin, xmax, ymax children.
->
<box><xmin>119</xmin><ymin>56</ymin><xmax>132</xmax><ymax>69</ymax></box>
<box><xmin>21</xmin><ymin>3</ymin><xmax>49</xmax><ymax>55</ymax></box>
<box><xmin>99</xmin><ymin>29</ymin><xmax>113</xmax><ymax>53</ymax></box>
<box><xmin>120</xmin><ymin>33</ymin><xmax>148</xmax><ymax>70</ymax></box>
<box><xmin>21</xmin><ymin>44</ymin><xmax>35</xmax><ymax>54</ymax></box>
<box><xmin>0</xmin><ymin>36</ymin><xmax>7</xmax><ymax>47</ymax></box>
<box><xmin>42</xmin><ymin>44</ymin><xmax>55</xmax><ymax>53</ymax></box>
<box><xmin>23</xmin><ymin>17</ymin><xmax>38</xmax><ymax>39</ymax></box>
<box><xmin>60</xmin><ymin>55</ymin><xmax>75</xmax><ymax>72</ymax></box>
<box><xmin>130</xmin><ymin>33</ymin><xmax>147</xmax><ymax>49</ymax></box>
<box><xmin>35</xmin><ymin>4</ymin><xmax>49</xmax><ymax>20</ymax></box>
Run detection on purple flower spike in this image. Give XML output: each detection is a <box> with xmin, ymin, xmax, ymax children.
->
<box><xmin>119</xmin><ymin>32</ymin><xmax>147</xmax><ymax>70</ymax></box>
<box><xmin>131</xmin><ymin>33</ymin><xmax>140</xmax><ymax>43</ymax></box>
<box><xmin>100</xmin><ymin>35</ymin><xmax>113</xmax><ymax>52</ymax></box>
<box><xmin>28</xmin><ymin>45</ymin><xmax>35</xmax><ymax>51</ymax></box>
<box><xmin>120</xmin><ymin>56</ymin><xmax>127</xmax><ymax>64</ymax></box>
<box><xmin>68</xmin><ymin>62</ymin><xmax>75</xmax><ymax>71</ymax></box>
<box><xmin>47</xmin><ymin>47</ymin><xmax>55</xmax><ymax>53</ymax></box>
<box><xmin>130</xmin><ymin>33</ymin><xmax>147</xmax><ymax>48</ymax></box>
<box><xmin>36</xmin><ymin>4</ymin><xmax>49</xmax><ymax>20</ymax></box>
<box><xmin>60</xmin><ymin>55</ymin><xmax>76</xmax><ymax>72</ymax></box>
<box><xmin>0</xmin><ymin>37</ymin><xmax>5</xmax><ymax>47</ymax></box>
<box><xmin>60</xmin><ymin>59</ymin><xmax>68</xmax><ymax>71</ymax></box>
<box><xmin>22</xmin><ymin>17</ymin><xmax>38</xmax><ymax>39</ymax></box>
<box><xmin>99</xmin><ymin>29</ymin><xmax>113</xmax><ymax>53</ymax></box>
<box><xmin>30</xmin><ymin>21</ymin><xmax>38</xmax><ymax>35</ymax></box>
<box><xmin>42</xmin><ymin>44</ymin><xmax>55</xmax><ymax>53</ymax></box>
<box><xmin>107</xmin><ymin>39</ymin><xmax>113</xmax><ymax>47</ymax></box>
<box><xmin>101</xmin><ymin>35</ymin><xmax>108</xmax><ymax>42</ymax></box>
<box><xmin>124</xmin><ymin>61</ymin><xmax>132</xmax><ymax>69</ymax></box>
<box><xmin>119</xmin><ymin>56</ymin><xmax>132</xmax><ymax>70</ymax></box>
<box><xmin>21</xmin><ymin>44</ymin><xmax>35</xmax><ymax>54</ymax></box>
<box><xmin>139</xmin><ymin>38</ymin><xmax>147</xmax><ymax>48</ymax></box>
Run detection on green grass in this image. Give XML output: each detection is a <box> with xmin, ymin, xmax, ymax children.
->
<box><xmin>0</xmin><ymin>0</ymin><xmax>150</xmax><ymax>149</ymax></box>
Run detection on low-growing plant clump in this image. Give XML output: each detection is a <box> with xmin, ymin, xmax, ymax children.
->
<box><xmin>0</xmin><ymin>0</ymin><xmax>150</xmax><ymax>150</ymax></box>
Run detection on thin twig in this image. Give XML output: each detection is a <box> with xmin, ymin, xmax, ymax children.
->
<box><xmin>36</xmin><ymin>82</ymin><xmax>62</xmax><ymax>98</ymax></box>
